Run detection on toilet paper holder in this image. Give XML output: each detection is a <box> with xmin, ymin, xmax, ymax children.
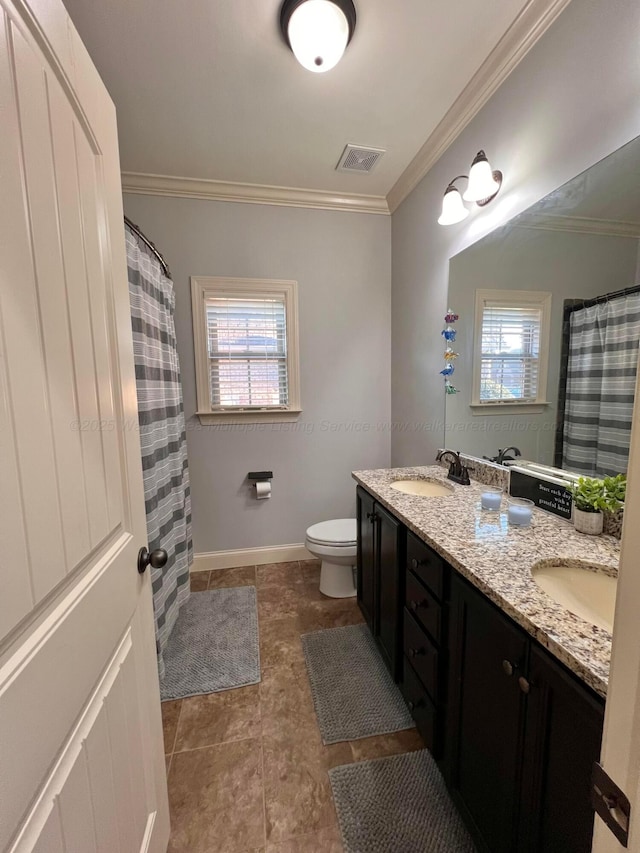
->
<box><xmin>248</xmin><ymin>471</ymin><xmax>273</xmax><ymax>500</ymax></box>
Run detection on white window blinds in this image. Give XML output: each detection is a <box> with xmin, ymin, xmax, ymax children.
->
<box><xmin>479</xmin><ymin>302</ymin><xmax>542</xmax><ymax>403</ymax></box>
<box><xmin>206</xmin><ymin>295</ymin><xmax>288</xmax><ymax>409</ymax></box>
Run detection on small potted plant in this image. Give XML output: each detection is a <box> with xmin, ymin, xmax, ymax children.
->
<box><xmin>569</xmin><ymin>475</ymin><xmax>626</xmax><ymax>535</ymax></box>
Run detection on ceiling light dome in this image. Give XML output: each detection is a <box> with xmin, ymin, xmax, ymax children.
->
<box><xmin>280</xmin><ymin>0</ymin><xmax>357</xmax><ymax>73</ymax></box>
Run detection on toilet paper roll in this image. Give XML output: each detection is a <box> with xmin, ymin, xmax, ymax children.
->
<box><xmin>255</xmin><ymin>481</ymin><xmax>271</xmax><ymax>500</ymax></box>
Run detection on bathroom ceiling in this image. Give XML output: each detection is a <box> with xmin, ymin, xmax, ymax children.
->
<box><xmin>64</xmin><ymin>0</ymin><xmax>531</xmax><ymax>199</ymax></box>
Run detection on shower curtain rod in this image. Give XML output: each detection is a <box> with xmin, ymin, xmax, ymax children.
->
<box><xmin>564</xmin><ymin>282</ymin><xmax>640</xmax><ymax>316</ymax></box>
<box><xmin>124</xmin><ymin>215</ymin><xmax>171</xmax><ymax>279</ymax></box>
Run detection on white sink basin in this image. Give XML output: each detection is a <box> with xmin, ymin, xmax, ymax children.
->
<box><xmin>390</xmin><ymin>479</ymin><xmax>454</xmax><ymax>497</ymax></box>
<box><xmin>530</xmin><ymin>559</ymin><xmax>617</xmax><ymax>631</ymax></box>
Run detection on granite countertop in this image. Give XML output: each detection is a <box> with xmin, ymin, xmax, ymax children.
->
<box><xmin>353</xmin><ymin>466</ymin><xmax>621</xmax><ymax>698</ymax></box>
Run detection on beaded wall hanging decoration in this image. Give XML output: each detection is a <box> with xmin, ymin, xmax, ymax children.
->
<box><xmin>441</xmin><ymin>308</ymin><xmax>459</xmax><ymax>394</ymax></box>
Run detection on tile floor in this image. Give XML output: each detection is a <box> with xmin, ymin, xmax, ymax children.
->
<box><xmin>162</xmin><ymin>560</ymin><xmax>425</xmax><ymax>853</ymax></box>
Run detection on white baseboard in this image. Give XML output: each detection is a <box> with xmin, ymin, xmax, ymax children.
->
<box><xmin>192</xmin><ymin>543</ymin><xmax>313</xmax><ymax>572</ymax></box>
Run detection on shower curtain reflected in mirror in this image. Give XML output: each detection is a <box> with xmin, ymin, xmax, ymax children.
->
<box><xmin>126</xmin><ymin>221</ymin><xmax>192</xmax><ymax>679</ymax></box>
<box><xmin>560</xmin><ymin>290</ymin><xmax>640</xmax><ymax>477</ymax></box>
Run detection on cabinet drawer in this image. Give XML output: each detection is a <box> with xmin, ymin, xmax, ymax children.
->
<box><xmin>403</xmin><ymin>609</ymin><xmax>439</xmax><ymax>703</ymax></box>
<box><xmin>406</xmin><ymin>570</ymin><xmax>441</xmax><ymax>643</ymax></box>
<box><xmin>406</xmin><ymin>532</ymin><xmax>445</xmax><ymax>599</ymax></box>
<box><xmin>402</xmin><ymin>658</ymin><xmax>438</xmax><ymax>752</ymax></box>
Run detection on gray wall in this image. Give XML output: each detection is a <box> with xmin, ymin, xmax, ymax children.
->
<box><xmin>391</xmin><ymin>0</ymin><xmax>640</xmax><ymax>466</ymax></box>
<box><xmin>123</xmin><ymin>195</ymin><xmax>391</xmax><ymax>553</ymax></box>
<box><xmin>445</xmin><ymin>227</ymin><xmax>639</xmax><ymax>464</ymax></box>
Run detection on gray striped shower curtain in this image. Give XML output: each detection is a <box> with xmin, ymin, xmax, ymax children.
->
<box><xmin>126</xmin><ymin>223</ymin><xmax>192</xmax><ymax>679</ymax></box>
<box><xmin>562</xmin><ymin>292</ymin><xmax>640</xmax><ymax>477</ymax></box>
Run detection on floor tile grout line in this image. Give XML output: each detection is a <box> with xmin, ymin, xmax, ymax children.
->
<box><xmin>259</xmin><ymin>735</ymin><xmax>267</xmax><ymax>849</ymax></box>
<box><xmin>172</xmin><ymin>734</ymin><xmax>261</xmax><ymax>757</ymax></box>
<box><xmin>170</xmin><ymin>699</ymin><xmax>183</xmax><ymax>756</ymax></box>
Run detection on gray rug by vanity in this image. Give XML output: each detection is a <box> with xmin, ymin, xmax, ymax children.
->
<box><xmin>302</xmin><ymin>623</ymin><xmax>414</xmax><ymax>744</ymax></box>
<box><xmin>329</xmin><ymin>749</ymin><xmax>476</xmax><ymax>853</ymax></box>
<box><xmin>160</xmin><ymin>586</ymin><xmax>260</xmax><ymax>700</ymax></box>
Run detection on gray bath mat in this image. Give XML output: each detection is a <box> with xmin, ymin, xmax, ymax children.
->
<box><xmin>329</xmin><ymin>750</ymin><xmax>476</xmax><ymax>853</ymax></box>
<box><xmin>160</xmin><ymin>586</ymin><xmax>260</xmax><ymax>700</ymax></box>
<box><xmin>302</xmin><ymin>623</ymin><xmax>414</xmax><ymax>744</ymax></box>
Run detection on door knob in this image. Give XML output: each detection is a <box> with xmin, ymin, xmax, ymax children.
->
<box><xmin>137</xmin><ymin>547</ymin><xmax>168</xmax><ymax>574</ymax></box>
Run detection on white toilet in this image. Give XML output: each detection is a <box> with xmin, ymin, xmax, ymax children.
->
<box><xmin>304</xmin><ymin>518</ymin><xmax>357</xmax><ymax>598</ymax></box>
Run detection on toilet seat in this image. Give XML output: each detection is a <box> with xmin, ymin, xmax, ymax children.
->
<box><xmin>305</xmin><ymin>518</ymin><xmax>357</xmax><ymax>548</ymax></box>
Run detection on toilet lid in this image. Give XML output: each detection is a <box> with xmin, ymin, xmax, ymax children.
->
<box><xmin>306</xmin><ymin>518</ymin><xmax>357</xmax><ymax>546</ymax></box>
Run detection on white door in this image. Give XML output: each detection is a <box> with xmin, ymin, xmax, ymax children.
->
<box><xmin>0</xmin><ymin>0</ymin><xmax>170</xmax><ymax>850</ymax></box>
<box><xmin>593</xmin><ymin>358</ymin><xmax>640</xmax><ymax>851</ymax></box>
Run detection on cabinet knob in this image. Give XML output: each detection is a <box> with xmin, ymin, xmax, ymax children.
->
<box><xmin>502</xmin><ymin>659</ymin><xmax>516</xmax><ymax>677</ymax></box>
<box><xmin>366</xmin><ymin>512</ymin><xmax>377</xmax><ymax>523</ymax></box>
<box><xmin>518</xmin><ymin>676</ymin><xmax>531</xmax><ymax>694</ymax></box>
<box><xmin>411</xmin><ymin>558</ymin><xmax>426</xmax><ymax>570</ymax></box>
<box><xmin>407</xmin><ymin>699</ymin><xmax>423</xmax><ymax>711</ymax></box>
<box><xmin>410</xmin><ymin>599</ymin><xmax>427</xmax><ymax>612</ymax></box>
<box><xmin>408</xmin><ymin>647</ymin><xmax>424</xmax><ymax>658</ymax></box>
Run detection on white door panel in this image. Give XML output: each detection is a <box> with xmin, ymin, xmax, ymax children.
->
<box><xmin>0</xmin><ymin>0</ymin><xmax>169</xmax><ymax>849</ymax></box>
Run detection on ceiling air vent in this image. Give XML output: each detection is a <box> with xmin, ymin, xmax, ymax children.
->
<box><xmin>336</xmin><ymin>144</ymin><xmax>385</xmax><ymax>174</ymax></box>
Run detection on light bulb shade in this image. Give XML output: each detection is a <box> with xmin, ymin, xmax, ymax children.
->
<box><xmin>438</xmin><ymin>186</ymin><xmax>469</xmax><ymax>226</ymax></box>
<box><xmin>463</xmin><ymin>150</ymin><xmax>501</xmax><ymax>202</ymax></box>
<box><xmin>281</xmin><ymin>0</ymin><xmax>356</xmax><ymax>73</ymax></box>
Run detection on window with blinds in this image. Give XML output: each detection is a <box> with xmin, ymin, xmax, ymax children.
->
<box><xmin>473</xmin><ymin>291</ymin><xmax>551</xmax><ymax>407</ymax></box>
<box><xmin>207</xmin><ymin>295</ymin><xmax>288</xmax><ymax>409</ymax></box>
<box><xmin>191</xmin><ymin>277</ymin><xmax>300</xmax><ymax>423</ymax></box>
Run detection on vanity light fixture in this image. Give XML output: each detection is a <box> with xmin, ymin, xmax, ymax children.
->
<box><xmin>438</xmin><ymin>150</ymin><xmax>503</xmax><ymax>225</ymax></box>
<box><xmin>280</xmin><ymin>0</ymin><xmax>356</xmax><ymax>73</ymax></box>
<box><xmin>438</xmin><ymin>178</ymin><xmax>470</xmax><ymax>226</ymax></box>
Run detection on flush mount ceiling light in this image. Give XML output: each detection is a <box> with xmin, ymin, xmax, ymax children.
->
<box><xmin>438</xmin><ymin>150</ymin><xmax>503</xmax><ymax>225</ymax></box>
<box><xmin>280</xmin><ymin>0</ymin><xmax>356</xmax><ymax>73</ymax></box>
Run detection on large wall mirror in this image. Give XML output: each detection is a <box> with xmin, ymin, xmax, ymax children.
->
<box><xmin>444</xmin><ymin>136</ymin><xmax>640</xmax><ymax>478</ymax></box>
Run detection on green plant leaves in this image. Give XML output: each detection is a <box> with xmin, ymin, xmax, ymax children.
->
<box><xmin>569</xmin><ymin>474</ymin><xmax>626</xmax><ymax>514</ymax></box>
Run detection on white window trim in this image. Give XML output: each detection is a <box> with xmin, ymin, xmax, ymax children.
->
<box><xmin>471</xmin><ymin>289</ymin><xmax>552</xmax><ymax>416</ymax></box>
<box><xmin>191</xmin><ymin>276</ymin><xmax>302</xmax><ymax>425</ymax></box>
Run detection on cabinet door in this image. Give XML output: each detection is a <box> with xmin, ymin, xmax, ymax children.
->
<box><xmin>448</xmin><ymin>575</ymin><xmax>528</xmax><ymax>853</ymax></box>
<box><xmin>518</xmin><ymin>645</ymin><xmax>604</xmax><ymax>853</ymax></box>
<box><xmin>376</xmin><ymin>503</ymin><xmax>404</xmax><ymax>680</ymax></box>
<box><xmin>356</xmin><ymin>487</ymin><xmax>376</xmax><ymax>632</ymax></box>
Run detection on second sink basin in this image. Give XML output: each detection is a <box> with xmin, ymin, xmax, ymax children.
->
<box><xmin>530</xmin><ymin>559</ymin><xmax>617</xmax><ymax>632</ymax></box>
<box><xmin>390</xmin><ymin>479</ymin><xmax>454</xmax><ymax>497</ymax></box>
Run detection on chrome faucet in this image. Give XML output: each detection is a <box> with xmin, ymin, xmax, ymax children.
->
<box><xmin>436</xmin><ymin>449</ymin><xmax>471</xmax><ymax>485</ymax></box>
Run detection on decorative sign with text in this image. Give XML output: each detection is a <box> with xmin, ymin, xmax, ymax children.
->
<box><xmin>509</xmin><ymin>470</ymin><xmax>573</xmax><ymax>520</ymax></box>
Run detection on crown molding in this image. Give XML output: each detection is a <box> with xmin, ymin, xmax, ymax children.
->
<box><xmin>512</xmin><ymin>213</ymin><xmax>640</xmax><ymax>238</ymax></box>
<box><xmin>121</xmin><ymin>171</ymin><xmax>390</xmax><ymax>215</ymax></box>
<box><xmin>386</xmin><ymin>0</ymin><xmax>573</xmax><ymax>214</ymax></box>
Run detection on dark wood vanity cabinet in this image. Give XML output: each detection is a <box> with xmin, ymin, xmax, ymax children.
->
<box><xmin>355</xmin><ymin>486</ymin><xmax>604</xmax><ymax>853</ymax></box>
<box><xmin>447</xmin><ymin>573</ymin><xmax>531</xmax><ymax>852</ymax></box>
<box><xmin>356</xmin><ymin>487</ymin><xmax>404</xmax><ymax>680</ymax></box>
<box><xmin>518</xmin><ymin>645</ymin><xmax>605</xmax><ymax>853</ymax></box>
<box><xmin>356</xmin><ymin>487</ymin><xmax>377</xmax><ymax>632</ymax></box>
<box><xmin>401</xmin><ymin>531</ymin><xmax>450</xmax><ymax>757</ymax></box>
<box><xmin>448</xmin><ymin>573</ymin><xmax>604</xmax><ymax>853</ymax></box>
